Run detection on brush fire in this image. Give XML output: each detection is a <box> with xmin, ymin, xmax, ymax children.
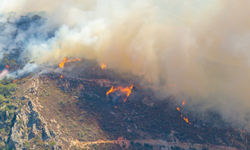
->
<box><xmin>106</xmin><ymin>85</ymin><xmax>133</xmax><ymax>105</ymax></box>
<box><xmin>59</xmin><ymin>58</ymin><xmax>81</xmax><ymax>68</ymax></box>
<box><xmin>5</xmin><ymin>65</ymin><xmax>10</xmax><ymax>69</ymax></box>
<box><xmin>176</xmin><ymin>107</ymin><xmax>191</xmax><ymax>124</ymax></box>
<box><xmin>100</xmin><ymin>63</ymin><xmax>107</xmax><ymax>69</ymax></box>
<box><xmin>0</xmin><ymin>1</ymin><xmax>250</xmax><ymax>149</ymax></box>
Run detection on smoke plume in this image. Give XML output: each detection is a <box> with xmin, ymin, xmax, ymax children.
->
<box><xmin>1</xmin><ymin>0</ymin><xmax>250</xmax><ymax>129</ymax></box>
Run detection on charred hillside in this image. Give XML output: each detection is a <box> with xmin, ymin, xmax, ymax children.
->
<box><xmin>0</xmin><ymin>59</ymin><xmax>249</xmax><ymax>150</ymax></box>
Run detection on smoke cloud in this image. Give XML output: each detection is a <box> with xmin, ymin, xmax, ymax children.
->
<box><xmin>1</xmin><ymin>0</ymin><xmax>250</xmax><ymax>129</ymax></box>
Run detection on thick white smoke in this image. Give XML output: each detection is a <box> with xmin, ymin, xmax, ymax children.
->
<box><xmin>1</xmin><ymin>0</ymin><xmax>250</xmax><ymax>129</ymax></box>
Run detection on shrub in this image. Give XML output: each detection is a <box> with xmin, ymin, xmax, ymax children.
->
<box><xmin>23</xmin><ymin>141</ymin><xmax>30</xmax><ymax>148</ymax></box>
<box><xmin>49</xmin><ymin>141</ymin><xmax>56</xmax><ymax>146</ymax></box>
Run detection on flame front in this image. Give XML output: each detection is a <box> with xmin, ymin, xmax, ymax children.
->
<box><xmin>100</xmin><ymin>63</ymin><xmax>107</xmax><ymax>69</ymax></box>
<box><xmin>59</xmin><ymin>57</ymin><xmax>81</xmax><ymax>68</ymax></box>
<box><xmin>106</xmin><ymin>85</ymin><xmax>133</xmax><ymax>102</ymax></box>
<box><xmin>5</xmin><ymin>65</ymin><xmax>10</xmax><ymax>69</ymax></box>
<box><xmin>177</xmin><ymin>107</ymin><xmax>191</xmax><ymax>124</ymax></box>
<box><xmin>60</xmin><ymin>75</ymin><xmax>63</xmax><ymax>78</ymax></box>
<box><xmin>181</xmin><ymin>115</ymin><xmax>191</xmax><ymax>124</ymax></box>
<box><xmin>182</xmin><ymin>101</ymin><xmax>185</xmax><ymax>106</ymax></box>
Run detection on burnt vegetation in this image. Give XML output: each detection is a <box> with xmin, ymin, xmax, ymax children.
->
<box><xmin>31</xmin><ymin>59</ymin><xmax>249</xmax><ymax>149</ymax></box>
<box><xmin>0</xmin><ymin>55</ymin><xmax>248</xmax><ymax>149</ymax></box>
<box><xmin>0</xmin><ymin>59</ymin><xmax>248</xmax><ymax>149</ymax></box>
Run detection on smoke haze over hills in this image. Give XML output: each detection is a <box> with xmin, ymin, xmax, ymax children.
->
<box><xmin>1</xmin><ymin>0</ymin><xmax>250</xmax><ymax>130</ymax></box>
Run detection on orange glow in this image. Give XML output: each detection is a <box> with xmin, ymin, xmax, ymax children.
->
<box><xmin>59</xmin><ymin>58</ymin><xmax>81</xmax><ymax>68</ymax></box>
<box><xmin>147</xmin><ymin>78</ymin><xmax>152</xmax><ymax>84</ymax></box>
<box><xmin>13</xmin><ymin>79</ymin><xmax>17</xmax><ymax>83</ymax></box>
<box><xmin>100</xmin><ymin>63</ymin><xmax>107</xmax><ymax>69</ymax></box>
<box><xmin>182</xmin><ymin>116</ymin><xmax>191</xmax><ymax>124</ymax></box>
<box><xmin>176</xmin><ymin>107</ymin><xmax>180</xmax><ymax>111</ymax></box>
<box><xmin>182</xmin><ymin>101</ymin><xmax>185</xmax><ymax>106</ymax></box>
<box><xmin>60</xmin><ymin>75</ymin><xmax>63</xmax><ymax>78</ymax></box>
<box><xmin>114</xmin><ymin>106</ymin><xmax>118</xmax><ymax>108</ymax></box>
<box><xmin>177</xmin><ymin>107</ymin><xmax>191</xmax><ymax>124</ymax></box>
<box><xmin>106</xmin><ymin>85</ymin><xmax>133</xmax><ymax>102</ymax></box>
<box><xmin>5</xmin><ymin>65</ymin><xmax>10</xmax><ymax>69</ymax></box>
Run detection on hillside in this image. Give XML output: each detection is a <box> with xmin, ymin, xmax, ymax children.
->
<box><xmin>0</xmin><ymin>60</ymin><xmax>249</xmax><ymax>150</ymax></box>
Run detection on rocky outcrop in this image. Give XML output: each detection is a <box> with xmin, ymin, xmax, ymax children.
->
<box><xmin>8</xmin><ymin>78</ymin><xmax>58</xmax><ymax>150</ymax></box>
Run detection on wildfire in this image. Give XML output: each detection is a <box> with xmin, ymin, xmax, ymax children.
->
<box><xmin>181</xmin><ymin>115</ymin><xmax>191</xmax><ymax>124</ymax></box>
<box><xmin>59</xmin><ymin>57</ymin><xmax>81</xmax><ymax>68</ymax></box>
<box><xmin>182</xmin><ymin>101</ymin><xmax>185</xmax><ymax>106</ymax></box>
<box><xmin>147</xmin><ymin>78</ymin><xmax>152</xmax><ymax>84</ymax></box>
<box><xmin>5</xmin><ymin>65</ymin><xmax>10</xmax><ymax>69</ymax></box>
<box><xmin>100</xmin><ymin>63</ymin><xmax>107</xmax><ymax>69</ymax></box>
<box><xmin>60</xmin><ymin>75</ymin><xmax>63</xmax><ymax>78</ymax></box>
<box><xmin>176</xmin><ymin>107</ymin><xmax>191</xmax><ymax>124</ymax></box>
<box><xmin>106</xmin><ymin>85</ymin><xmax>133</xmax><ymax>102</ymax></box>
<box><xmin>176</xmin><ymin>107</ymin><xmax>180</xmax><ymax>111</ymax></box>
<box><xmin>13</xmin><ymin>79</ymin><xmax>18</xmax><ymax>83</ymax></box>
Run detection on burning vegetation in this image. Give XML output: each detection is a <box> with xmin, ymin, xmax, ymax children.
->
<box><xmin>100</xmin><ymin>63</ymin><xmax>107</xmax><ymax>69</ymax></box>
<box><xmin>5</xmin><ymin>65</ymin><xmax>10</xmax><ymax>69</ymax></box>
<box><xmin>106</xmin><ymin>85</ymin><xmax>133</xmax><ymax>103</ymax></box>
<box><xmin>176</xmin><ymin>107</ymin><xmax>191</xmax><ymax>125</ymax></box>
<box><xmin>59</xmin><ymin>58</ymin><xmax>81</xmax><ymax>68</ymax></box>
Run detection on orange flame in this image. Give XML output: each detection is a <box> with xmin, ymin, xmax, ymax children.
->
<box><xmin>177</xmin><ymin>107</ymin><xmax>191</xmax><ymax>124</ymax></box>
<box><xmin>100</xmin><ymin>63</ymin><xmax>107</xmax><ymax>69</ymax></box>
<box><xmin>147</xmin><ymin>78</ymin><xmax>152</xmax><ymax>84</ymax></box>
<box><xmin>176</xmin><ymin>107</ymin><xmax>180</xmax><ymax>111</ymax></box>
<box><xmin>59</xmin><ymin>58</ymin><xmax>81</xmax><ymax>68</ymax></box>
<box><xmin>5</xmin><ymin>65</ymin><xmax>10</xmax><ymax>69</ymax></box>
<box><xmin>182</xmin><ymin>101</ymin><xmax>185</xmax><ymax>106</ymax></box>
<box><xmin>60</xmin><ymin>75</ymin><xmax>63</xmax><ymax>78</ymax></box>
<box><xmin>13</xmin><ymin>79</ymin><xmax>18</xmax><ymax>83</ymax></box>
<box><xmin>181</xmin><ymin>115</ymin><xmax>191</xmax><ymax>124</ymax></box>
<box><xmin>106</xmin><ymin>85</ymin><xmax>133</xmax><ymax>102</ymax></box>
